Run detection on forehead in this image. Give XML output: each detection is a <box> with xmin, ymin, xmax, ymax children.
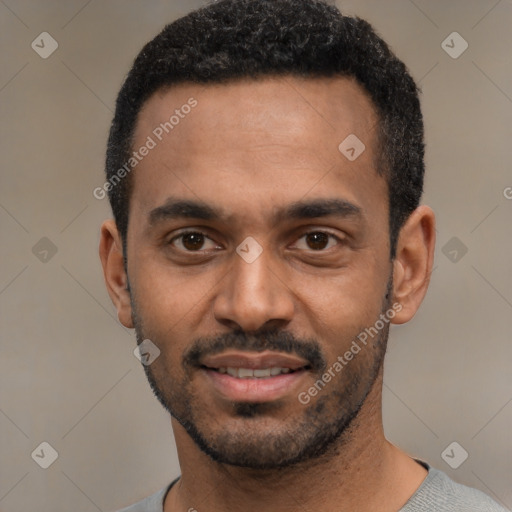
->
<box><xmin>130</xmin><ymin>75</ymin><xmax>384</xmax><ymax>221</ymax></box>
<box><xmin>136</xmin><ymin>75</ymin><xmax>378</xmax><ymax>152</ymax></box>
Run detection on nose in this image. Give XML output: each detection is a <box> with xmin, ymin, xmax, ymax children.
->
<box><xmin>212</xmin><ymin>247</ymin><xmax>295</xmax><ymax>332</ymax></box>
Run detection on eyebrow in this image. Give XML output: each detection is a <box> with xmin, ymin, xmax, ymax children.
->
<box><xmin>278</xmin><ymin>198</ymin><xmax>362</xmax><ymax>222</ymax></box>
<box><xmin>149</xmin><ymin>198</ymin><xmax>220</xmax><ymax>225</ymax></box>
<box><xmin>148</xmin><ymin>196</ymin><xmax>363</xmax><ymax>225</ymax></box>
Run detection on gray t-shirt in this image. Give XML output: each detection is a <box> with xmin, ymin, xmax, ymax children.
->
<box><xmin>116</xmin><ymin>465</ymin><xmax>509</xmax><ymax>512</ymax></box>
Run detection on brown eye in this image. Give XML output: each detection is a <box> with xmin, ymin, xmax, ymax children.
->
<box><xmin>292</xmin><ymin>231</ymin><xmax>341</xmax><ymax>252</ymax></box>
<box><xmin>171</xmin><ymin>232</ymin><xmax>217</xmax><ymax>251</ymax></box>
<box><xmin>181</xmin><ymin>232</ymin><xmax>205</xmax><ymax>251</ymax></box>
<box><xmin>305</xmin><ymin>232</ymin><xmax>329</xmax><ymax>250</ymax></box>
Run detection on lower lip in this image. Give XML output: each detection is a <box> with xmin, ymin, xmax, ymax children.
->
<box><xmin>203</xmin><ymin>369</ymin><xmax>308</xmax><ymax>402</ymax></box>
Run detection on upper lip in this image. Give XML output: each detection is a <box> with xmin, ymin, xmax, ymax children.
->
<box><xmin>201</xmin><ymin>350</ymin><xmax>310</xmax><ymax>370</ymax></box>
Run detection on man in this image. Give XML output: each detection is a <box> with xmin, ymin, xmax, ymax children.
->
<box><xmin>99</xmin><ymin>0</ymin><xmax>507</xmax><ymax>510</ymax></box>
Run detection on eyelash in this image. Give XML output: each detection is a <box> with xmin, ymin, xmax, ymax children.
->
<box><xmin>168</xmin><ymin>230</ymin><xmax>343</xmax><ymax>252</ymax></box>
<box><xmin>169</xmin><ymin>230</ymin><xmax>220</xmax><ymax>251</ymax></box>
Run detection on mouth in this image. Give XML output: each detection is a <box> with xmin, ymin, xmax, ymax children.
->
<box><xmin>199</xmin><ymin>351</ymin><xmax>311</xmax><ymax>402</ymax></box>
<box><xmin>209</xmin><ymin>366</ymin><xmax>302</xmax><ymax>378</ymax></box>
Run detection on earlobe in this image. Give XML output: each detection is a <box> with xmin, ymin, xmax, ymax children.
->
<box><xmin>390</xmin><ymin>205</ymin><xmax>435</xmax><ymax>325</ymax></box>
<box><xmin>99</xmin><ymin>220</ymin><xmax>134</xmax><ymax>328</ymax></box>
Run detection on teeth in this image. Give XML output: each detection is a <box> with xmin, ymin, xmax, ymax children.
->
<box><xmin>253</xmin><ymin>368</ymin><xmax>271</xmax><ymax>378</ymax></box>
<box><xmin>238</xmin><ymin>368</ymin><xmax>253</xmax><ymax>378</ymax></box>
<box><xmin>218</xmin><ymin>367</ymin><xmax>295</xmax><ymax>378</ymax></box>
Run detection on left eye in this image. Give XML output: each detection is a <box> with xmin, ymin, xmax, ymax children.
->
<box><xmin>171</xmin><ymin>232</ymin><xmax>220</xmax><ymax>251</ymax></box>
<box><xmin>294</xmin><ymin>232</ymin><xmax>340</xmax><ymax>251</ymax></box>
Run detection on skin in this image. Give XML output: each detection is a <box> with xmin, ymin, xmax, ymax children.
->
<box><xmin>100</xmin><ymin>76</ymin><xmax>436</xmax><ymax>512</ymax></box>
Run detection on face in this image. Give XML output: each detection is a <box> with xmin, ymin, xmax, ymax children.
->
<box><xmin>122</xmin><ymin>76</ymin><xmax>395</xmax><ymax>468</ymax></box>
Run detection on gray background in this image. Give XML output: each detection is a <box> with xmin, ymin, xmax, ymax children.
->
<box><xmin>1</xmin><ymin>0</ymin><xmax>511</xmax><ymax>511</ymax></box>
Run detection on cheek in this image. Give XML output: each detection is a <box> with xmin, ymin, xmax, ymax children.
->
<box><xmin>293</xmin><ymin>267</ymin><xmax>389</xmax><ymax>354</ymax></box>
<box><xmin>129</xmin><ymin>261</ymin><xmax>215</xmax><ymax>342</ymax></box>
<box><xmin>133</xmin><ymin>255</ymin><xmax>202</xmax><ymax>314</ymax></box>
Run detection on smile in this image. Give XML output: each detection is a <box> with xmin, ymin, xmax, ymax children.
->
<box><xmin>209</xmin><ymin>366</ymin><xmax>299</xmax><ymax>378</ymax></box>
<box><xmin>199</xmin><ymin>351</ymin><xmax>311</xmax><ymax>402</ymax></box>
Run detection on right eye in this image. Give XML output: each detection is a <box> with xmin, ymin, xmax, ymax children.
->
<box><xmin>169</xmin><ymin>231</ymin><xmax>221</xmax><ymax>252</ymax></box>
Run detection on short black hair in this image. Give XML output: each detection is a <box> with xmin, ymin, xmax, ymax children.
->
<box><xmin>106</xmin><ymin>0</ymin><xmax>424</xmax><ymax>257</ymax></box>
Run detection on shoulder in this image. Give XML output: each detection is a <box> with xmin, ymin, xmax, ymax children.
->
<box><xmin>401</xmin><ymin>466</ymin><xmax>509</xmax><ymax>512</ymax></box>
<box><xmin>113</xmin><ymin>483</ymin><xmax>172</xmax><ymax>512</ymax></box>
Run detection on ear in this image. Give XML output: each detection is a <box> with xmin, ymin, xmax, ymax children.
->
<box><xmin>99</xmin><ymin>220</ymin><xmax>134</xmax><ymax>328</ymax></box>
<box><xmin>390</xmin><ymin>205</ymin><xmax>435</xmax><ymax>324</ymax></box>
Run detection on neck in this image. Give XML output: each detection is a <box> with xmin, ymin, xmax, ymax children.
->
<box><xmin>165</xmin><ymin>370</ymin><xmax>427</xmax><ymax>512</ymax></box>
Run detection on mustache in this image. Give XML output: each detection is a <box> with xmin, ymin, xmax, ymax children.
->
<box><xmin>183</xmin><ymin>328</ymin><xmax>327</xmax><ymax>373</ymax></box>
